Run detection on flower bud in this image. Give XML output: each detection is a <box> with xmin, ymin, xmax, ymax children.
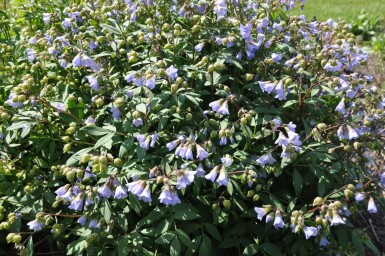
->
<box><xmin>222</xmin><ymin>200</ymin><xmax>231</xmax><ymax>209</ymax></box>
<box><xmin>12</xmin><ymin>234</ymin><xmax>22</xmax><ymax>244</ymax></box>
<box><xmin>80</xmin><ymin>154</ymin><xmax>91</xmax><ymax>164</ymax></box>
<box><xmin>312</xmin><ymin>197</ymin><xmax>324</xmax><ymax>206</ymax></box>
<box><xmin>63</xmin><ymin>143</ymin><xmax>71</xmax><ymax>153</ymax></box>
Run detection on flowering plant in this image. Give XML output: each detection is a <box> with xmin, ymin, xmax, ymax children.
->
<box><xmin>0</xmin><ymin>0</ymin><xmax>384</xmax><ymax>255</ymax></box>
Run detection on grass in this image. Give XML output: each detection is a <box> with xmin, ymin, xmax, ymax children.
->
<box><xmin>291</xmin><ymin>0</ymin><xmax>385</xmax><ymax>22</ymax></box>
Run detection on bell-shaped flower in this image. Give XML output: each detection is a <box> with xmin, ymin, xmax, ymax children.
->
<box><xmin>254</xmin><ymin>207</ymin><xmax>268</xmax><ymax>221</ymax></box>
<box><xmin>355</xmin><ymin>193</ymin><xmax>365</xmax><ymax>202</ymax></box>
<box><xmin>205</xmin><ymin>166</ymin><xmax>219</xmax><ymax>182</ymax></box>
<box><xmin>275</xmin><ymin>132</ymin><xmax>290</xmax><ymax>147</ymax></box>
<box><xmin>159</xmin><ymin>186</ymin><xmax>181</xmax><ymax>205</ymax></box>
<box><xmin>27</xmin><ymin>219</ymin><xmax>45</xmax><ymax>232</ymax></box>
<box><xmin>196</xmin><ymin>144</ymin><xmax>209</xmax><ymax>160</ymax></box>
<box><xmin>77</xmin><ymin>215</ymin><xmax>86</xmax><ymax>226</ymax></box>
<box><xmin>55</xmin><ymin>184</ymin><xmax>70</xmax><ymax>197</ymax></box>
<box><xmin>166</xmin><ymin>65</ymin><xmax>178</xmax><ymax>80</ymax></box>
<box><xmin>138</xmin><ymin>184</ymin><xmax>152</xmax><ymax>202</ymax></box>
<box><xmin>126</xmin><ymin>181</ymin><xmax>144</xmax><ymax>196</ymax></box>
<box><xmin>335</xmin><ymin>98</ymin><xmax>345</xmax><ymax>114</ymax></box>
<box><xmin>145</xmin><ymin>77</ymin><xmax>155</xmax><ymax>90</ymax></box>
<box><xmin>330</xmin><ymin>211</ymin><xmax>345</xmax><ymax>226</ymax></box>
<box><xmin>319</xmin><ymin>236</ymin><xmax>330</xmax><ymax>247</ymax></box>
<box><xmin>68</xmin><ymin>194</ymin><xmax>84</xmax><ymax>211</ymax></box>
<box><xmin>216</xmin><ymin>168</ymin><xmax>228</xmax><ymax>186</ymax></box>
<box><xmin>274</xmin><ymin>80</ymin><xmax>286</xmax><ymax>100</ymax></box>
<box><xmin>256</xmin><ymin>153</ymin><xmax>276</xmax><ymax>167</ymax></box>
<box><xmin>368</xmin><ymin>197</ymin><xmax>378</xmax><ymax>213</ymax></box>
<box><xmin>259</xmin><ymin>81</ymin><xmax>276</xmax><ymax>94</ymax></box>
<box><xmin>86</xmin><ymin>76</ymin><xmax>99</xmax><ymax>91</ymax></box>
<box><xmin>176</xmin><ymin>170</ymin><xmax>196</xmax><ymax>189</ymax></box>
<box><xmin>303</xmin><ymin>226</ymin><xmax>318</xmax><ymax>239</ymax></box>
<box><xmin>114</xmin><ymin>185</ymin><xmax>128</xmax><ymax>199</ymax></box>
<box><xmin>195</xmin><ymin>163</ymin><xmax>205</xmax><ymax>177</ymax></box>
<box><xmin>273</xmin><ymin>210</ymin><xmax>285</xmax><ymax>229</ymax></box>
<box><xmin>221</xmin><ymin>155</ymin><xmax>233</xmax><ymax>167</ymax></box>
<box><xmin>98</xmin><ymin>182</ymin><xmax>113</xmax><ymax>198</ymax></box>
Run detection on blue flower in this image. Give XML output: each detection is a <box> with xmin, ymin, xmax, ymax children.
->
<box><xmin>88</xmin><ymin>219</ymin><xmax>98</xmax><ymax>228</ymax></box>
<box><xmin>271</xmin><ymin>53</ymin><xmax>282</xmax><ymax>63</ymax></box>
<box><xmin>42</xmin><ymin>13</ymin><xmax>51</xmax><ymax>24</ymax></box>
<box><xmin>97</xmin><ymin>183</ymin><xmax>113</xmax><ymax>198</ymax></box>
<box><xmin>256</xmin><ymin>153</ymin><xmax>276</xmax><ymax>167</ymax></box>
<box><xmin>355</xmin><ymin>192</ymin><xmax>365</xmax><ymax>202</ymax></box>
<box><xmin>216</xmin><ymin>168</ymin><xmax>228</xmax><ymax>186</ymax></box>
<box><xmin>221</xmin><ymin>155</ymin><xmax>233</xmax><ymax>167</ymax></box>
<box><xmin>213</xmin><ymin>0</ymin><xmax>227</xmax><ymax>20</ymax></box>
<box><xmin>114</xmin><ymin>185</ymin><xmax>128</xmax><ymax>199</ymax></box>
<box><xmin>86</xmin><ymin>76</ymin><xmax>99</xmax><ymax>91</ymax></box>
<box><xmin>110</xmin><ymin>107</ymin><xmax>121</xmax><ymax>119</ymax></box>
<box><xmin>368</xmin><ymin>197</ymin><xmax>377</xmax><ymax>213</ymax></box>
<box><xmin>150</xmin><ymin>133</ymin><xmax>159</xmax><ymax>148</ymax></box>
<box><xmin>68</xmin><ymin>194</ymin><xmax>84</xmax><ymax>211</ymax></box>
<box><xmin>55</xmin><ymin>184</ymin><xmax>70</xmax><ymax>197</ymax></box>
<box><xmin>176</xmin><ymin>170</ymin><xmax>196</xmax><ymax>189</ymax></box>
<box><xmin>335</xmin><ymin>98</ymin><xmax>345</xmax><ymax>114</ymax></box>
<box><xmin>138</xmin><ymin>184</ymin><xmax>152</xmax><ymax>202</ymax></box>
<box><xmin>125</xmin><ymin>73</ymin><xmax>135</xmax><ymax>83</ymax></box>
<box><xmin>27</xmin><ymin>48</ymin><xmax>36</xmax><ymax>62</ymax></box>
<box><xmin>72</xmin><ymin>54</ymin><xmax>82</xmax><ymax>67</ymax></box>
<box><xmin>330</xmin><ymin>212</ymin><xmax>345</xmax><ymax>226</ymax></box>
<box><xmin>126</xmin><ymin>181</ymin><xmax>144</xmax><ymax>196</ymax></box>
<box><xmin>259</xmin><ymin>81</ymin><xmax>276</xmax><ymax>94</ymax></box>
<box><xmin>52</xmin><ymin>102</ymin><xmax>67</xmax><ymax>112</ymax></box>
<box><xmin>273</xmin><ymin>210</ymin><xmax>284</xmax><ymax>229</ymax></box>
<box><xmin>59</xmin><ymin>59</ymin><xmax>68</xmax><ymax>68</ymax></box>
<box><xmin>62</xmin><ymin>18</ymin><xmax>72</xmax><ymax>29</ymax></box>
<box><xmin>132</xmin><ymin>118</ymin><xmax>143</xmax><ymax>127</ymax></box>
<box><xmin>303</xmin><ymin>226</ymin><xmax>318</xmax><ymax>239</ymax></box>
<box><xmin>219</xmin><ymin>136</ymin><xmax>227</xmax><ymax>145</ymax></box>
<box><xmin>337</xmin><ymin>125</ymin><xmax>359</xmax><ymax>140</ymax></box>
<box><xmin>274</xmin><ymin>80</ymin><xmax>286</xmax><ymax>100</ymax></box>
<box><xmin>77</xmin><ymin>215</ymin><xmax>86</xmax><ymax>226</ymax></box>
<box><xmin>319</xmin><ymin>236</ymin><xmax>330</xmax><ymax>247</ymax></box>
<box><xmin>195</xmin><ymin>42</ymin><xmax>204</xmax><ymax>52</ymax></box>
<box><xmin>145</xmin><ymin>77</ymin><xmax>156</xmax><ymax>90</ymax></box>
<box><xmin>166</xmin><ymin>65</ymin><xmax>178</xmax><ymax>80</ymax></box>
<box><xmin>254</xmin><ymin>207</ymin><xmax>268</xmax><ymax>221</ymax></box>
<box><xmin>205</xmin><ymin>166</ymin><xmax>219</xmax><ymax>182</ymax></box>
<box><xmin>196</xmin><ymin>144</ymin><xmax>209</xmax><ymax>160</ymax></box>
<box><xmin>159</xmin><ymin>186</ymin><xmax>181</xmax><ymax>205</ymax></box>
<box><xmin>240</xmin><ymin>23</ymin><xmax>252</xmax><ymax>41</ymax></box>
<box><xmin>195</xmin><ymin>163</ymin><xmax>205</xmax><ymax>177</ymax></box>
<box><xmin>27</xmin><ymin>219</ymin><xmax>45</xmax><ymax>232</ymax></box>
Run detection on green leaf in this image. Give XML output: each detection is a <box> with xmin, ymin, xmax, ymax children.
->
<box><xmin>155</xmin><ymin>231</ymin><xmax>175</xmax><ymax>245</ymax></box>
<box><xmin>177</xmin><ymin>229</ymin><xmax>194</xmax><ymax>249</ymax></box>
<box><xmin>260</xmin><ymin>243</ymin><xmax>283</xmax><ymax>256</ymax></box>
<box><xmin>119</xmin><ymin>137</ymin><xmax>134</xmax><ymax>158</ymax></box>
<box><xmin>100</xmin><ymin>199</ymin><xmax>112</xmax><ymax>222</ymax></box>
<box><xmin>170</xmin><ymin>238</ymin><xmax>181</xmax><ymax>256</ymax></box>
<box><xmin>364</xmin><ymin>238</ymin><xmax>380</xmax><ymax>255</ymax></box>
<box><xmin>243</xmin><ymin>244</ymin><xmax>259</xmax><ymax>255</ymax></box>
<box><xmin>94</xmin><ymin>132</ymin><xmax>114</xmax><ymax>149</ymax></box>
<box><xmin>136</xmin><ymin>103</ymin><xmax>147</xmax><ymax>114</ymax></box>
<box><xmin>293</xmin><ymin>169</ymin><xmax>303</xmax><ymax>196</ymax></box>
<box><xmin>79</xmin><ymin>126</ymin><xmax>112</xmax><ymax>136</ymax></box>
<box><xmin>173</xmin><ymin>209</ymin><xmax>200</xmax><ymax>220</ymax></box>
<box><xmin>117</xmin><ymin>236</ymin><xmax>131</xmax><ymax>256</ymax></box>
<box><xmin>67</xmin><ymin>239</ymin><xmax>86</xmax><ymax>255</ymax></box>
<box><xmin>27</xmin><ymin>237</ymin><xmax>33</xmax><ymax>256</ymax></box>
<box><xmin>337</xmin><ymin>229</ymin><xmax>349</xmax><ymax>249</ymax></box>
<box><xmin>203</xmin><ymin>223</ymin><xmax>222</xmax><ymax>241</ymax></box>
<box><xmin>66</xmin><ymin>147</ymin><xmax>93</xmax><ymax>166</ymax></box>
<box><xmin>158</xmin><ymin>116</ymin><xmax>169</xmax><ymax>131</ymax></box>
<box><xmin>199</xmin><ymin>235</ymin><xmax>211</xmax><ymax>256</ymax></box>
<box><xmin>116</xmin><ymin>213</ymin><xmax>128</xmax><ymax>232</ymax></box>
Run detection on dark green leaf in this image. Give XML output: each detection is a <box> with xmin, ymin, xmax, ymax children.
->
<box><xmin>170</xmin><ymin>238</ymin><xmax>181</xmax><ymax>256</ymax></box>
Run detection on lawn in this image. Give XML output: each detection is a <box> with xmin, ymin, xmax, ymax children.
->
<box><xmin>291</xmin><ymin>0</ymin><xmax>385</xmax><ymax>22</ymax></box>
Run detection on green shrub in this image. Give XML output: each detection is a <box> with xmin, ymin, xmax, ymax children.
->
<box><xmin>0</xmin><ymin>0</ymin><xmax>384</xmax><ymax>255</ymax></box>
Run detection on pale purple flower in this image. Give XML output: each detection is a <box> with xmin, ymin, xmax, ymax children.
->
<box><xmin>219</xmin><ymin>136</ymin><xmax>227</xmax><ymax>145</ymax></box>
<box><xmin>62</xmin><ymin>18</ymin><xmax>72</xmax><ymax>29</ymax></box>
<box><xmin>86</xmin><ymin>76</ymin><xmax>99</xmax><ymax>91</ymax></box>
<box><xmin>355</xmin><ymin>193</ymin><xmax>365</xmax><ymax>203</ymax></box>
<box><xmin>265</xmin><ymin>213</ymin><xmax>274</xmax><ymax>223</ymax></box>
<box><xmin>240</xmin><ymin>23</ymin><xmax>252</xmax><ymax>41</ymax></box>
<box><xmin>209</xmin><ymin>99</ymin><xmax>223</xmax><ymax>112</ymax></box>
<box><xmin>132</xmin><ymin>118</ymin><xmax>143</xmax><ymax>127</ymax></box>
<box><xmin>166</xmin><ymin>65</ymin><xmax>178</xmax><ymax>80</ymax></box>
<box><xmin>43</xmin><ymin>13</ymin><xmax>51</xmax><ymax>24</ymax></box>
<box><xmin>324</xmin><ymin>61</ymin><xmax>342</xmax><ymax>72</ymax></box>
<box><xmin>335</xmin><ymin>98</ymin><xmax>345</xmax><ymax>114</ymax></box>
<box><xmin>275</xmin><ymin>132</ymin><xmax>290</xmax><ymax>147</ymax></box>
<box><xmin>176</xmin><ymin>170</ymin><xmax>196</xmax><ymax>189</ymax></box>
<box><xmin>259</xmin><ymin>81</ymin><xmax>276</xmax><ymax>94</ymax></box>
<box><xmin>274</xmin><ymin>80</ymin><xmax>286</xmax><ymax>100</ymax></box>
<box><xmin>273</xmin><ymin>210</ymin><xmax>284</xmax><ymax>229</ymax></box>
<box><xmin>159</xmin><ymin>186</ymin><xmax>181</xmax><ymax>205</ymax></box>
<box><xmin>221</xmin><ymin>156</ymin><xmax>233</xmax><ymax>167</ymax></box>
<box><xmin>213</xmin><ymin>0</ymin><xmax>227</xmax><ymax>20</ymax></box>
<box><xmin>88</xmin><ymin>219</ymin><xmax>98</xmax><ymax>228</ymax></box>
<box><xmin>89</xmin><ymin>41</ymin><xmax>98</xmax><ymax>50</ymax></box>
<box><xmin>271</xmin><ymin>53</ymin><xmax>282</xmax><ymax>63</ymax></box>
<box><xmin>126</xmin><ymin>181</ymin><xmax>144</xmax><ymax>196</ymax></box>
<box><xmin>85</xmin><ymin>117</ymin><xmax>96</xmax><ymax>125</ymax></box>
<box><xmin>196</xmin><ymin>144</ymin><xmax>209</xmax><ymax>160</ymax></box>
<box><xmin>145</xmin><ymin>77</ymin><xmax>155</xmax><ymax>90</ymax></box>
<box><xmin>52</xmin><ymin>102</ymin><xmax>67</xmax><ymax>112</ymax></box>
<box><xmin>60</xmin><ymin>188</ymin><xmax>72</xmax><ymax>201</ymax></box>
<box><xmin>27</xmin><ymin>219</ymin><xmax>45</xmax><ymax>232</ymax></box>
<box><xmin>68</xmin><ymin>195</ymin><xmax>84</xmax><ymax>211</ymax></box>
<box><xmin>59</xmin><ymin>59</ymin><xmax>68</xmax><ymax>68</ymax></box>
<box><xmin>195</xmin><ymin>43</ymin><xmax>204</xmax><ymax>52</ymax></box>
<box><xmin>55</xmin><ymin>184</ymin><xmax>70</xmax><ymax>197</ymax></box>
<box><xmin>166</xmin><ymin>140</ymin><xmax>179</xmax><ymax>151</ymax></box>
<box><xmin>110</xmin><ymin>107</ymin><xmax>121</xmax><ymax>119</ymax></box>
<box><xmin>48</xmin><ymin>46</ymin><xmax>58</xmax><ymax>55</ymax></box>
<box><xmin>217</xmin><ymin>100</ymin><xmax>229</xmax><ymax>115</ymax></box>
<box><xmin>138</xmin><ymin>184</ymin><xmax>152</xmax><ymax>202</ymax></box>
<box><xmin>254</xmin><ymin>207</ymin><xmax>267</xmax><ymax>221</ymax></box>
<box><xmin>184</xmin><ymin>145</ymin><xmax>194</xmax><ymax>160</ymax></box>
<box><xmin>337</xmin><ymin>125</ymin><xmax>359</xmax><ymax>140</ymax></box>
<box><xmin>27</xmin><ymin>48</ymin><xmax>36</xmax><ymax>62</ymax></box>
<box><xmin>216</xmin><ymin>168</ymin><xmax>228</xmax><ymax>186</ymax></box>
<box><xmin>125</xmin><ymin>73</ymin><xmax>135</xmax><ymax>83</ymax></box>
<box><xmin>72</xmin><ymin>54</ymin><xmax>82</xmax><ymax>67</ymax></box>
<box><xmin>98</xmin><ymin>183</ymin><xmax>113</xmax><ymax>198</ymax></box>
<box><xmin>303</xmin><ymin>226</ymin><xmax>318</xmax><ymax>239</ymax></box>
<box><xmin>77</xmin><ymin>215</ymin><xmax>86</xmax><ymax>226</ymax></box>
<box><xmin>330</xmin><ymin>213</ymin><xmax>345</xmax><ymax>226</ymax></box>
<box><xmin>319</xmin><ymin>236</ymin><xmax>330</xmax><ymax>247</ymax></box>
<box><xmin>256</xmin><ymin>153</ymin><xmax>276</xmax><ymax>167</ymax></box>
<box><xmin>196</xmin><ymin>163</ymin><xmax>205</xmax><ymax>177</ymax></box>
<box><xmin>380</xmin><ymin>172</ymin><xmax>385</xmax><ymax>188</ymax></box>
<box><xmin>205</xmin><ymin>166</ymin><xmax>219</xmax><ymax>182</ymax></box>
<box><xmin>29</xmin><ymin>37</ymin><xmax>37</xmax><ymax>44</ymax></box>
<box><xmin>150</xmin><ymin>133</ymin><xmax>159</xmax><ymax>148</ymax></box>
<box><xmin>114</xmin><ymin>185</ymin><xmax>128</xmax><ymax>199</ymax></box>
<box><xmin>368</xmin><ymin>197</ymin><xmax>377</xmax><ymax>213</ymax></box>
